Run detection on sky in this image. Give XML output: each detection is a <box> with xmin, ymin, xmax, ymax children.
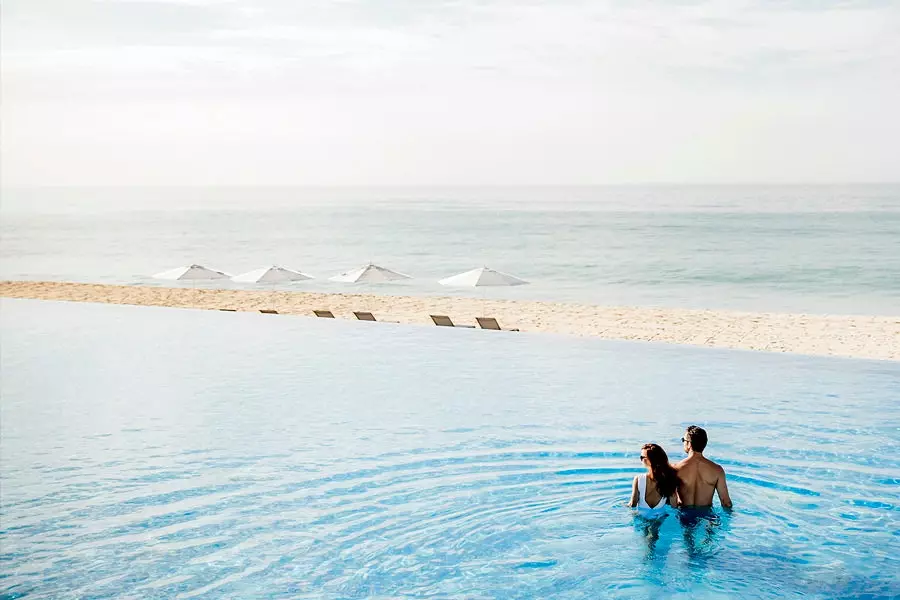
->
<box><xmin>2</xmin><ymin>0</ymin><xmax>899</xmax><ymax>186</ymax></box>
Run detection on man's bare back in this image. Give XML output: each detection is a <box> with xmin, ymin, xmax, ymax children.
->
<box><xmin>674</xmin><ymin>454</ymin><xmax>731</xmax><ymax>507</ymax></box>
<box><xmin>675</xmin><ymin>426</ymin><xmax>732</xmax><ymax>509</ymax></box>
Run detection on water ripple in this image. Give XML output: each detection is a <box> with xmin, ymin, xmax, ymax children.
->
<box><xmin>3</xmin><ymin>441</ymin><xmax>899</xmax><ymax>599</ymax></box>
<box><xmin>3</xmin><ymin>299</ymin><xmax>899</xmax><ymax>599</ymax></box>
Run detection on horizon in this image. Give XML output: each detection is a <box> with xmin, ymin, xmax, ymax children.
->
<box><xmin>3</xmin><ymin>182</ymin><xmax>899</xmax><ymax>215</ymax></box>
<box><xmin>3</xmin><ymin>182</ymin><xmax>900</xmax><ymax>190</ymax></box>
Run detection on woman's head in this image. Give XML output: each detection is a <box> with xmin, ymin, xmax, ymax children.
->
<box><xmin>640</xmin><ymin>443</ymin><xmax>679</xmax><ymax>498</ymax></box>
<box><xmin>640</xmin><ymin>443</ymin><xmax>669</xmax><ymax>468</ymax></box>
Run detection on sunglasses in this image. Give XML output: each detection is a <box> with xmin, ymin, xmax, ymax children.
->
<box><xmin>640</xmin><ymin>454</ymin><xmax>649</xmax><ymax>461</ymax></box>
<box><xmin>681</xmin><ymin>437</ymin><xmax>689</xmax><ymax>443</ymax></box>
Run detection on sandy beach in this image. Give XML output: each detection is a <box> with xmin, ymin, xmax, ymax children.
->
<box><xmin>2</xmin><ymin>280</ymin><xmax>897</xmax><ymax>361</ymax></box>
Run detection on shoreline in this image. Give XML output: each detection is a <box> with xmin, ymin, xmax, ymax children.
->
<box><xmin>2</xmin><ymin>280</ymin><xmax>898</xmax><ymax>361</ymax></box>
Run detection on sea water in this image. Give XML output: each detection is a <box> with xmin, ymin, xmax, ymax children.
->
<box><xmin>1</xmin><ymin>299</ymin><xmax>898</xmax><ymax>599</ymax></box>
<box><xmin>2</xmin><ymin>185</ymin><xmax>899</xmax><ymax>314</ymax></box>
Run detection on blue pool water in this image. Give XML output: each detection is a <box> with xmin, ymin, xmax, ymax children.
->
<box><xmin>1</xmin><ymin>299</ymin><xmax>898</xmax><ymax>599</ymax></box>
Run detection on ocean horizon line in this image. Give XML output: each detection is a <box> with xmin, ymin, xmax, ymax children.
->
<box><xmin>4</xmin><ymin>182</ymin><xmax>900</xmax><ymax>190</ymax></box>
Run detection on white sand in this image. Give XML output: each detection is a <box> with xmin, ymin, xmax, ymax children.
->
<box><xmin>2</xmin><ymin>281</ymin><xmax>898</xmax><ymax>361</ymax></box>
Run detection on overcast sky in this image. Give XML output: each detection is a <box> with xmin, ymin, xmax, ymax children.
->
<box><xmin>2</xmin><ymin>0</ymin><xmax>899</xmax><ymax>186</ymax></box>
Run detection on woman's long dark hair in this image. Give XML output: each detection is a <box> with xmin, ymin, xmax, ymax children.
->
<box><xmin>642</xmin><ymin>443</ymin><xmax>680</xmax><ymax>498</ymax></box>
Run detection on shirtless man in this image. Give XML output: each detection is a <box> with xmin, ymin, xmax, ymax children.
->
<box><xmin>673</xmin><ymin>426</ymin><xmax>732</xmax><ymax>509</ymax></box>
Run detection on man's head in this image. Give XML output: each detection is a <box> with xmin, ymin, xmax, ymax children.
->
<box><xmin>682</xmin><ymin>425</ymin><xmax>708</xmax><ymax>454</ymax></box>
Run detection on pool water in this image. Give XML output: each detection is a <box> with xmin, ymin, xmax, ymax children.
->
<box><xmin>1</xmin><ymin>299</ymin><xmax>898</xmax><ymax>599</ymax></box>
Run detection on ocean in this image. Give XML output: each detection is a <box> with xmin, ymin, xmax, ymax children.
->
<box><xmin>2</xmin><ymin>185</ymin><xmax>898</xmax><ymax>314</ymax></box>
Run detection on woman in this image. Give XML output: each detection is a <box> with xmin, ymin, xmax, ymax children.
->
<box><xmin>628</xmin><ymin>443</ymin><xmax>680</xmax><ymax>516</ymax></box>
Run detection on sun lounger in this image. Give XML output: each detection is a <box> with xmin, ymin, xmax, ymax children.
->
<box><xmin>476</xmin><ymin>317</ymin><xmax>519</xmax><ymax>331</ymax></box>
<box><xmin>314</xmin><ymin>310</ymin><xmax>335</xmax><ymax>318</ymax></box>
<box><xmin>353</xmin><ymin>311</ymin><xmax>398</xmax><ymax>323</ymax></box>
<box><xmin>430</xmin><ymin>315</ymin><xmax>475</xmax><ymax>328</ymax></box>
<box><xmin>259</xmin><ymin>309</ymin><xmax>279</xmax><ymax>314</ymax></box>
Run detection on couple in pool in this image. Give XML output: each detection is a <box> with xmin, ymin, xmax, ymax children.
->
<box><xmin>628</xmin><ymin>425</ymin><xmax>732</xmax><ymax>515</ymax></box>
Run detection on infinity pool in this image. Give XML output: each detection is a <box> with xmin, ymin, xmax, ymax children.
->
<box><xmin>1</xmin><ymin>299</ymin><xmax>898</xmax><ymax>599</ymax></box>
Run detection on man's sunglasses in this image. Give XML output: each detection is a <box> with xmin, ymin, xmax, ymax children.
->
<box><xmin>681</xmin><ymin>437</ymin><xmax>689</xmax><ymax>443</ymax></box>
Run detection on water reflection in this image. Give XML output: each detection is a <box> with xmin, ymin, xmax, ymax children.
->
<box><xmin>679</xmin><ymin>508</ymin><xmax>731</xmax><ymax>560</ymax></box>
<box><xmin>633</xmin><ymin>513</ymin><xmax>670</xmax><ymax>559</ymax></box>
<box><xmin>633</xmin><ymin>507</ymin><xmax>732</xmax><ymax>563</ymax></box>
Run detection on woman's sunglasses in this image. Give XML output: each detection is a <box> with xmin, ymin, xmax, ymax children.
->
<box><xmin>640</xmin><ymin>454</ymin><xmax>649</xmax><ymax>461</ymax></box>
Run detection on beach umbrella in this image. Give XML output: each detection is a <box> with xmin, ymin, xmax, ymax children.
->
<box><xmin>438</xmin><ymin>267</ymin><xmax>528</xmax><ymax>287</ymax></box>
<box><xmin>232</xmin><ymin>265</ymin><xmax>313</xmax><ymax>283</ymax></box>
<box><xmin>330</xmin><ymin>263</ymin><xmax>412</xmax><ymax>283</ymax></box>
<box><xmin>439</xmin><ymin>266</ymin><xmax>528</xmax><ymax>320</ymax></box>
<box><xmin>153</xmin><ymin>264</ymin><xmax>231</xmax><ymax>280</ymax></box>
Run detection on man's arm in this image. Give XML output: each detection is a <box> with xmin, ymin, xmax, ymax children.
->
<box><xmin>716</xmin><ymin>468</ymin><xmax>733</xmax><ymax>509</ymax></box>
<box><xmin>628</xmin><ymin>476</ymin><xmax>639</xmax><ymax>507</ymax></box>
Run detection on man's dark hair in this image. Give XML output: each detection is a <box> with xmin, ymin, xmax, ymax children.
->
<box><xmin>686</xmin><ymin>425</ymin><xmax>708</xmax><ymax>452</ymax></box>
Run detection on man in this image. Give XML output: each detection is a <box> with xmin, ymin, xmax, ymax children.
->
<box><xmin>674</xmin><ymin>425</ymin><xmax>732</xmax><ymax>509</ymax></box>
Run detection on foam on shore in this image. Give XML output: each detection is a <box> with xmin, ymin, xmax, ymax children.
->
<box><xmin>2</xmin><ymin>280</ymin><xmax>897</xmax><ymax>361</ymax></box>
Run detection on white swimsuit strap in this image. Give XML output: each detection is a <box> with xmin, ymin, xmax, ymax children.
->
<box><xmin>638</xmin><ymin>473</ymin><xmax>666</xmax><ymax>510</ymax></box>
<box><xmin>637</xmin><ymin>474</ymin><xmax>648</xmax><ymax>508</ymax></box>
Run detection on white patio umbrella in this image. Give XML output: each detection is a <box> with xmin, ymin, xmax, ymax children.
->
<box><xmin>232</xmin><ymin>265</ymin><xmax>313</xmax><ymax>283</ymax></box>
<box><xmin>438</xmin><ymin>267</ymin><xmax>529</xmax><ymax>287</ymax></box>
<box><xmin>439</xmin><ymin>267</ymin><xmax>528</xmax><ymax>321</ymax></box>
<box><xmin>153</xmin><ymin>264</ymin><xmax>231</xmax><ymax>280</ymax></box>
<box><xmin>330</xmin><ymin>263</ymin><xmax>412</xmax><ymax>283</ymax></box>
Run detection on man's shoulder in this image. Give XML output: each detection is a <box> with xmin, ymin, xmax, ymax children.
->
<box><xmin>702</xmin><ymin>457</ymin><xmax>727</xmax><ymax>474</ymax></box>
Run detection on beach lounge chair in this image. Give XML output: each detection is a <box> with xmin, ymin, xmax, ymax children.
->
<box><xmin>259</xmin><ymin>309</ymin><xmax>279</xmax><ymax>314</ymax></box>
<box><xmin>353</xmin><ymin>311</ymin><xmax>398</xmax><ymax>323</ymax></box>
<box><xmin>476</xmin><ymin>317</ymin><xmax>519</xmax><ymax>332</ymax></box>
<box><xmin>430</xmin><ymin>315</ymin><xmax>475</xmax><ymax>328</ymax></box>
<box><xmin>314</xmin><ymin>310</ymin><xmax>335</xmax><ymax>318</ymax></box>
